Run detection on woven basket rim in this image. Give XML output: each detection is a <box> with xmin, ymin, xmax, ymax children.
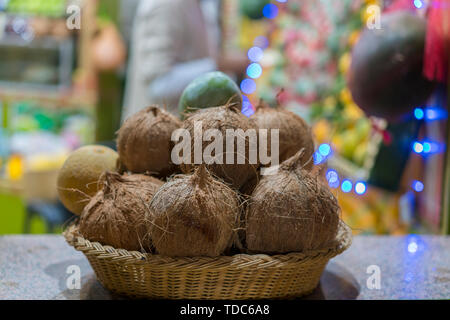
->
<box><xmin>63</xmin><ymin>221</ymin><xmax>352</xmax><ymax>269</ymax></box>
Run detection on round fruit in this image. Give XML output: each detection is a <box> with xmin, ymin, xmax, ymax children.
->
<box><xmin>178</xmin><ymin>71</ymin><xmax>242</xmax><ymax>118</ymax></box>
<box><xmin>252</xmin><ymin>101</ymin><xmax>315</xmax><ymax>170</ymax></box>
<box><xmin>79</xmin><ymin>172</ymin><xmax>163</xmax><ymax>251</ymax></box>
<box><xmin>180</xmin><ymin>103</ymin><xmax>259</xmax><ymax>190</ymax></box>
<box><xmin>148</xmin><ymin>166</ymin><xmax>240</xmax><ymax>257</ymax></box>
<box><xmin>57</xmin><ymin>145</ymin><xmax>119</xmax><ymax>216</ymax></box>
<box><xmin>246</xmin><ymin>149</ymin><xmax>340</xmax><ymax>254</ymax></box>
<box><xmin>348</xmin><ymin>12</ymin><xmax>434</xmax><ymax>120</ymax></box>
<box><xmin>117</xmin><ymin>105</ymin><xmax>181</xmax><ymax>177</ymax></box>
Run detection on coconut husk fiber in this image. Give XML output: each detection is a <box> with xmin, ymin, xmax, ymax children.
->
<box><xmin>180</xmin><ymin>103</ymin><xmax>260</xmax><ymax>190</ymax></box>
<box><xmin>148</xmin><ymin>166</ymin><xmax>240</xmax><ymax>257</ymax></box>
<box><xmin>117</xmin><ymin>105</ymin><xmax>182</xmax><ymax>178</ymax></box>
<box><xmin>252</xmin><ymin>101</ymin><xmax>315</xmax><ymax>170</ymax></box>
<box><xmin>79</xmin><ymin>172</ymin><xmax>163</xmax><ymax>252</ymax></box>
<box><xmin>246</xmin><ymin>149</ymin><xmax>340</xmax><ymax>254</ymax></box>
<box><xmin>239</xmin><ymin>169</ymin><xmax>261</xmax><ymax>197</ymax></box>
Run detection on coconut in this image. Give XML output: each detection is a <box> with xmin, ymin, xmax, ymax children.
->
<box><xmin>246</xmin><ymin>149</ymin><xmax>340</xmax><ymax>254</ymax></box>
<box><xmin>117</xmin><ymin>105</ymin><xmax>182</xmax><ymax>178</ymax></box>
<box><xmin>236</xmin><ymin>170</ymin><xmax>260</xmax><ymax>250</ymax></box>
<box><xmin>252</xmin><ymin>101</ymin><xmax>315</xmax><ymax>170</ymax></box>
<box><xmin>148</xmin><ymin>166</ymin><xmax>240</xmax><ymax>257</ymax></box>
<box><xmin>239</xmin><ymin>169</ymin><xmax>261</xmax><ymax>196</ymax></box>
<box><xmin>79</xmin><ymin>172</ymin><xmax>163</xmax><ymax>251</ymax></box>
<box><xmin>180</xmin><ymin>103</ymin><xmax>259</xmax><ymax>190</ymax></box>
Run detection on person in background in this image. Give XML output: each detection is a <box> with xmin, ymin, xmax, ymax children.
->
<box><xmin>122</xmin><ymin>0</ymin><xmax>248</xmax><ymax>120</ymax></box>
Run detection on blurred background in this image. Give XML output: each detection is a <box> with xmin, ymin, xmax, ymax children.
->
<box><xmin>0</xmin><ymin>0</ymin><xmax>448</xmax><ymax>236</ymax></box>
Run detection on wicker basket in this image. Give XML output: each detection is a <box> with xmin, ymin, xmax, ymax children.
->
<box><xmin>63</xmin><ymin>221</ymin><xmax>352</xmax><ymax>300</ymax></box>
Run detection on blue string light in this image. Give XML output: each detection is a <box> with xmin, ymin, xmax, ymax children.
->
<box><xmin>413</xmin><ymin>140</ymin><xmax>442</xmax><ymax>154</ymax></box>
<box><xmin>326</xmin><ymin>169</ymin><xmax>338</xmax><ymax>183</ymax></box>
<box><xmin>414</xmin><ymin>107</ymin><xmax>448</xmax><ymax>121</ymax></box>
<box><xmin>414</xmin><ymin>0</ymin><xmax>423</xmax><ymax>9</ymax></box>
<box><xmin>422</xmin><ymin>142</ymin><xmax>431</xmax><ymax>153</ymax></box>
<box><xmin>318</xmin><ymin>143</ymin><xmax>331</xmax><ymax>157</ymax></box>
<box><xmin>246</xmin><ymin>63</ymin><xmax>263</xmax><ymax>79</ymax></box>
<box><xmin>413</xmin><ymin>142</ymin><xmax>424</xmax><ymax>154</ymax></box>
<box><xmin>355</xmin><ymin>182</ymin><xmax>367</xmax><ymax>195</ymax></box>
<box><xmin>341</xmin><ymin>180</ymin><xmax>353</xmax><ymax>193</ymax></box>
<box><xmin>313</xmin><ymin>152</ymin><xmax>324</xmax><ymax>165</ymax></box>
<box><xmin>240</xmin><ymin>79</ymin><xmax>256</xmax><ymax>95</ymax></box>
<box><xmin>263</xmin><ymin>3</ymin><xmax>279</xmax><ymax>19</ymax></box>
<box><xmin>253</xmin><ymin>36</ymin><xmax>269</xmax><ymax>49</ymax></box>
<box><xmin>241</xmin><ymin>95</ymin><xmax>254</xmax><ymax>117</ymax></box>
<box><xmin>326</xmin><ymin>169</ymin><xmax>340</xmax><ymax>189</ymax></box>
<box><xmin>412</xmin><ymin>180</ymin><xmax>424</xmax><ymax>192</ymax></box>
<box><xmin>248</xmin><ymin>47</ymin><xmax>264</xmax><ymax>62</ymax></box>
<box><xmin>414</xmin><ymin>108</ymin><xmax>424</xmax><ymax>120</ymax></box>
<box><xmin>425</xmin><ymin>108</ymin><xmax>448</xmax><ymax>121</ymax></box>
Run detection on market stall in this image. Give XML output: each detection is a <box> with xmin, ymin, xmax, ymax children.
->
<box><xmin>0</xmin><ymin>0</ymin><xmax>126</xmax><ymax>233</ymax></box>
<box><xmin>0</xmin><ymin>0</ymin><xmax>448</xmax><ymax>304</ymax></box>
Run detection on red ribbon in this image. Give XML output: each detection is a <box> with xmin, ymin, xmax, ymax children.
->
<box><xmin>423</xmin><ymin>0</ymin><xmax>450</xmax><ymax>82</ymax></box>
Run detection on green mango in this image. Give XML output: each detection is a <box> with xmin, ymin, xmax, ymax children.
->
<box><xmin>178</xmin><ymin>71</ymin><xmax>242</xmax><ymax>119</ymax></box>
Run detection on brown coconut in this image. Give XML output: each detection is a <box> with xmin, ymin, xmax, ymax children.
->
<box><xmin>148</xmin><ymin>166</ymin><xmax>240</xmax><ymax>257</ymax></box>
<box><xmin>252</xmin><ymin>101</ymin><xmax>315</xmax><ymax>170</ymax></box>
<box><xmin>117</xmin><ymin>105</ymin><xmax>182</xmax><ymax>178</ymax></box>
<box><xmin>180</xmin><ymin>103</ymin><xmax>259</xmax><ymax>190</ymax></box>
<box><xmin>246</xmin><ymin>149</ymin><xmax>340</xmax><ymax>254</ymax></box>
<box><xmin>239</xmin><ymin>169</ymin><xmax>261</xmax><ymax>197</ymax></box>
<box><xmin>79</xmin><ymin>172</ymin><xmax>163</xmax><ymax>251</ymax></box>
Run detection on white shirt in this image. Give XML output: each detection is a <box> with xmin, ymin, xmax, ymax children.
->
<box><xmin>122</xmin><ymin>0</ymin><xmax>221</xmax><ymax>120</ymax></box>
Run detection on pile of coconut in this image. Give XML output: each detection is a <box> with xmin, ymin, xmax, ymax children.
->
<box><xmin>58</xmin><ymin>102</ymin><xmax>342</xmax><ymax>257</ymax></box>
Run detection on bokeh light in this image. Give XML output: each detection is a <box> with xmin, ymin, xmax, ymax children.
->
<box><xmin>326</xmin><ymin>169</ymin><xmax>340</xmax><ymax>188</ymax></box>
<box><xmin>313</xmin><ymin>152</ymin><xmax>324</xmax><ymax>165</ymax></box>
<box><xmin>326</xmin><ymin>169</ymin><xmax>339</xmax><ymax>183</ymax></box>
<box><xmin>425</xmin><ymin>108</ymin><xmax>448</xmax><ymax>121</ymax></box>
<box><xmin>413</xmin><ymin>142</ymin><xmax>423</xmax><ymax>153</ymax></box>
<box><xmin>341</xmin><ymin>180</ymin><xmax>352</xmax><ymax>193</ymax></box>
<box><xmin>355</xmin><ymin>182</ymin><xmax>367</xmax><ymax>195</ymax></box>
<box><xmin>412</xmin><ymin>180</ymin><xmax>424</xmax><ymax>192</ymax></box>
<box><xmin>241</xmin><ymin>95</ymin><xmax>254</xmax><ymax>117</ymax></box>
<box><xmin>414</xmin><ymin>108</ymin><xmax>424</xmax><ymax>120</ymax></box>
<box><xmin>318</xmin><ymin>143</ymin><xmax>331</xmax><ymax>157</ymax></box>
<box><xmin>263</xmin><ymin>4</ymin><xmax>279</xmax><ymax>19</ymax></box>
<box><xmin>246</xmin><ymin>63</ymin><xmax>263</xmax><ymax>79</ymax></box>
<box><xmin>253</xmin><ymin>36</ymin><xmax>269</xmax><ymax>49</ymax></box>
<box><xmin>408</xmin><ymin>241</ymin><xmax>418</xmax><ymax>253</ymax></box>
<box><xmin>248</xmin><ymin>47</ymin><xmax>264</xmax><ymax>62</ymax></box>
<box><xmin>240</xmin><ymin>79</ymin><xmax>256</xmax><ymax>95</ymax></box>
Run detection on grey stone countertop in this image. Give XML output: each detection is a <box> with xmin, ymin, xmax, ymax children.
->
<box><xmin>0</xmin><ymin>234</ymin><xmax>449</xmax><ymax>300</ymax></box>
